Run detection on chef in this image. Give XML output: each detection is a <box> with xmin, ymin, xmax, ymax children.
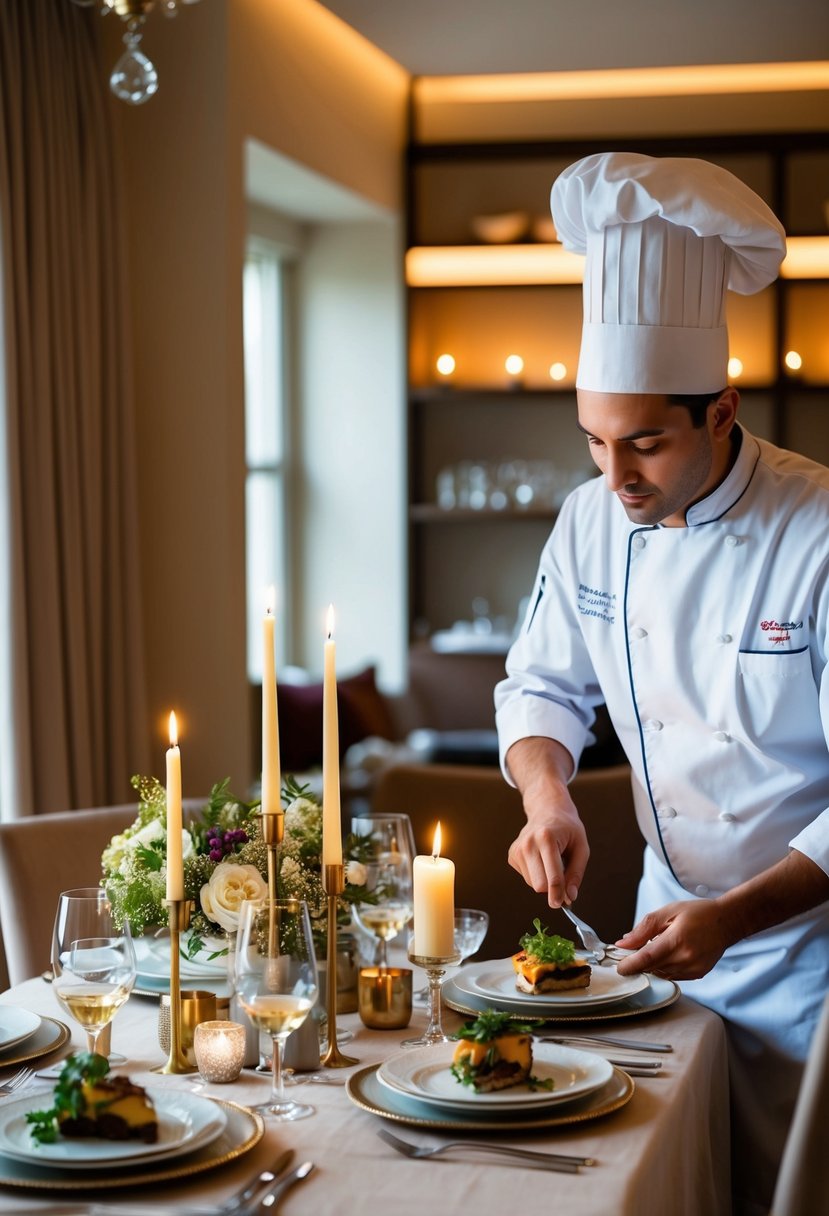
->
<box><xmin>495</xmin><ymin>151</ymin><xmax>829</xmax><ymax>1216</ymax></box>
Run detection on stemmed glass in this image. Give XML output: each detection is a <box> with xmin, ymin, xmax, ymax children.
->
<box><xmin>51</xmin><ymin>888</ymin><xmax>137</xmax><ymax>1058</ymax></box>
<box><xmin>350</xmin><ymin>814</ymin><xmax>416</xmax><ymax>970</ymax></box>
<box><xmin>414</xmin><ymin>908</ymin><xmax>490</xmax><ymax>1005</ymax></box>
<box><xmin>234</xmin><ymin>897</ymin><xmax>319</xmax><ymax>1121</ymax></box>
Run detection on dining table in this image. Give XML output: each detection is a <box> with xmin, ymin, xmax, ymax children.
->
<box><xmin>0</xmin><ymin>962</ymin><xmax>731</xmax><ymax>1216</ymax></box>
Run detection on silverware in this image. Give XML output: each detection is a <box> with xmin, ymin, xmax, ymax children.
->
<box><xmin>604</xmin><ymin>1057</ymin><xmax>662</xmax><ymax>1071</ymax></box>
<box><xmin>256</xmin><ymin>1160</ymin><xmax>315</xmax><ymax>1210</ymax></box>
<box><xmin>226</xmin><ymin>1148</ymin><xmax>295</xmax><ymax>1213</ymax></box>
<box><xmin>377</xmin><ymin>1127</ymin><xmax>594</xmax><ymax>1171</ymax></box>
<box><xmin>0</xmin><ymin>1066</ymin><xmax>34</xmax><ymax>1095</ymax></box>
<box><xmin>538</xmin><ymin>1034</ymin><xmax>673</xmax><ymax>1054</ymax></box>
<box><xmin>561</xmin><ymin>905</ymin><xmax>633</xmax><ymax>963</ymax></box>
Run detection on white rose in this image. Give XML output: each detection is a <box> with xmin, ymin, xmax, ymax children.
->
<box><xmin>181</xmin><ymin>829</ymin><xmax>195</xmax><ymax>862</ymax></box>
<box><xmin>200</xmin><ymin>863</ymin><xmax>268</xmax><ymax>934</ymax></box>
<box><xmin>127</xmin><ymin>818</ymin><xmax>165</xmax><ymax>849</ymax></box>
<box><xmin>345</xmin><ymin>860</ymin><xmax>367</xmax><ymax>886</ymax></box>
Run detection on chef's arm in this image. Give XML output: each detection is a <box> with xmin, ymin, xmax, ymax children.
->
<box><xmin>615</xmin><ymin>849</ymin><xmax>829</xmax><ymax>982</ymax></box>
<box><xmin>505</xmin><ymin>736</ymin><xmax>590</xmax><ymax>909</ymax></box>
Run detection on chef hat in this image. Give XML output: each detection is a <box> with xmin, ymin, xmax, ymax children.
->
<box><xmin>550</xmin><ymin>152</ymin><xmax>787</xmax><ymax>394</ymax></box>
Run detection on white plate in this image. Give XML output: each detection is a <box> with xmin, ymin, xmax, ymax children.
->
<box><xmin>442</xmin><ymin>974</ymin><xmax>680</xmax><ymax>1024</ymax></box>
<box><xmin>0</xmin><ymin>1009</ymin><xmax>42</xmax><ymax>1054</ymax></box>
<box><xmin>377</xmin><ymin>1041</ymin><xmax>612</xmax><ymax>1112</ymax></box>
<box><xmin>454</xmin><ymin>957</ymin><xmax>649</xmax><ymax>1009</ymax></box>
<box><xmin>136</xmin><ymin>936</ymin><xmax>229</xmax><ymax>980</ymax></box>
<box><xmin>0</xmin><ymin>1087</ymin><xmax>227</xmax><ymax>1170</ymax></box>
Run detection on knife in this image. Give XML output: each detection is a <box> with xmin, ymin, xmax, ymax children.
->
<box><xmin>227</xmin><ymin>1148</ymin><xmax>295</xmax><ymax>1212</ymax></box>
<box><xmin>537</xmin><ymin>1034</ymin><xmax>673</xmax><ymax>1053</ymax></box>
<box><xmin>256</xmin><ymin>1160</ymin><xmax>315</xmax><ymax>1211</ymax></box>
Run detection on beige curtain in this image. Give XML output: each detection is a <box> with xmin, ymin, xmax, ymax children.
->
<box><xmin>0</xmin><ymin>0</ymin><xmax>148</xmax><ymax>817</ymax></box>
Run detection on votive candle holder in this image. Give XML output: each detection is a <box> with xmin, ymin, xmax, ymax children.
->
<box><xmin>193</xmin><ymin>1020</ymin><xmax>246</xmax><ymax>1084</ymax></box>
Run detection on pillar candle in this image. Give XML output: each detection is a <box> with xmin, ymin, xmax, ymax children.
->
<box><xmin>412</xmin><ymin>822</ymin><xmax>455</xmax><ymax>957</ymax></box>
<box><xmin>261</xmin><ymin>588</ymin><xmax>281</xmax><ymax>816</ymax></box>
<box><xmin>166</xmin><ymin>711</ymin><xmax>184</xmax><ymax>901</ymax></box>
<box><xmin>322</xmin><ymin>604</ymin><xmax>343</xmax><ymax>866</ymax></box>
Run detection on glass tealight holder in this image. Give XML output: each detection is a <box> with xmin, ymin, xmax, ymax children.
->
<box><xmin>193</xmin><ymin>1020</ymin><xmax>246</xmax><ymax>1084</ymax></box>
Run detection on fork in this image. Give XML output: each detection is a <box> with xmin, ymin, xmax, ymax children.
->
<box><xmin>377</xmin><ymin>1128</ymin><xmax>595</xmax><ymax>1171</ymax></box>
<box><xmin>561</xmin><ymin>905</ymin><xmax>632</xmax><ymax>964</ymax></box>
<box><xmin>0</xmin><ymin>1066</ymin><xmax>34</xmax><ymax>1095</ymax></box>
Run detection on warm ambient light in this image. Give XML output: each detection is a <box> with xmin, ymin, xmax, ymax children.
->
<box><xmin>727</xmin><ymin>357</ymin><xmax>744</xmax><ymax>379</ymax></box>
<box><xmin>406</xmin><ymin>244</ymin><xmax>585</xmax><ymax>287</ymax></box>
<box><xmin>414</xmin><ymin>61</ymin><xmax>829</xmax><ymax>105</ymax></box>
<box><xmin>549</xmin><ymin>362</ymin><xmax>567</xmax><ymax>381</ymax></box>
<box><xmin>780</xmin><ymin>238</ymin><xmax>829</xmax><ymax>279</ymax></box>
<box><xmin>169</xmin><ymin>711</ymin><xmax>178</xmax><ymax>748</ymax></box>
<box><xmin>432</xmin><ymin>822</ymin><xmax>442</xmax><ymax>859</ymax></box>
<box><xmin>785</xmin><ymin>350</ymin><xmax>803</xmax><ymax>372</ymax></box>
<box><xmin>436</xmin><ymin>353</ymin><xmax>456</xmax><ymax>376</ymax></box>
<box><xmin>505</xmin><ymin>354</ymin><xmax>524</xmax><ymax>376</ymax></box>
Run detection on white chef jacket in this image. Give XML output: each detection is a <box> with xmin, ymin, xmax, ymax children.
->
<box><xmin>495</xmin><ymin>425</ymin><xmax>829</xmax><ymax>1208</ymax></box>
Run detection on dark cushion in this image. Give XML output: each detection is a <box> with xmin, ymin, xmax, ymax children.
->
<box><xmin>277</xmin><ymin>665</ymin><xmax>396</xmax><ymax>772</ymax></box>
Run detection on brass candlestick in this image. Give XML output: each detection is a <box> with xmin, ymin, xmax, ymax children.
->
<box><xmin>321</xmin><ymin>863</ymin><xmax>358</xmax><ymax>1068</ymax></box>
<box><xmin>153</xmin><ymin>898</ymin><xmax>196</xmax><ymax>1074</ymax></box>
<box><xmin>259</xmin><ymin>811</ymin><xmax>284</xmax><ymax>957</ymax></box>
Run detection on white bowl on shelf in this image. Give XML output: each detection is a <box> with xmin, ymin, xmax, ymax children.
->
<box><xmin>470</xmin><ymin>210</ymin><xmax>529</xmax><ymax>244</ymax></box>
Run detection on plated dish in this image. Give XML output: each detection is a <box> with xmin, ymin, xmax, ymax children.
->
<box><xmin>0</xmin><ymin>1099</ymin><xmax>263</xmax><ymax>1192</ymax></box>
<box><xmin>0</xmin><ymin>1008</ymin><xmax>41</xmax><ymax>1054</ymax></box>
<box><xmin>442</xmin><ymin>974</ymin><xmax>680</xmax><ymax>1024</ymax></box>
<box><xmin>454</xmin><ymin>958</ymin><xmax>649</xmax><ymax>1010</ymax></box>
<box><xmin>347</xmin><ymin>1064</ymin><xmax>634</xmax><ymax>1132</ymax></box>
<box><xmin>0</xmin><ymin>1018</ymin><xmax>70</xmax><ymax>1069</ymax></box>
<box><xmin>0</xmin><ymin>1088</ymin><xmax>227</xmax><ymax>1170</ymax></box>
<box><xmin>377</xmin><ymin>1041</ymin><xmax>613</xmax><ymax>1113</ymax></box>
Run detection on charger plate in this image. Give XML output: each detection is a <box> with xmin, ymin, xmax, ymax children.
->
<box><xmin>442</xmin><ymin>975</ymin><xmax>679</xmax><ymax>1024</ymax></box>
<box><xmin>347</xmin><ymin>1063</ymin><xmax>633</xmax><ymax>1131</ymax></box>
<box><xmin>0</xmin><ymin>1009</ymin><xmax>42</xmax><ymax>1054</ymax></box>
<box><xmin>0</xmin><ymin>1019</ymin><xmax>71</xmax><ymax>1069</ymax></box>
<box><xmin>0</xmin><ymin>1100</ymin><xmax>263</xmax><ymax>1193</ymax></box>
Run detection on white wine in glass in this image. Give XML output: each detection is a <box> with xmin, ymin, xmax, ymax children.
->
<box><xmin>234</xmin><ymin>897</ymin><xmax>318</xmax><ymax>1121</ymax></box>
<box><xmin>52</xmin><ymin>889</ymin><xmax>137</xmax><ymax>1058</ymax></box>
<box><xmin>351</xmin><ymin>813</ymin><xmax>416</xmax><ymax>968</ymax></box>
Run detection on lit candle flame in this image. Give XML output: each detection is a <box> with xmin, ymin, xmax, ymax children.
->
<box><xmin>432</xmin><ymin>821</ymin><xmax>442</xmax><ymax>860</ymax></box>
<box><xmin>265</xmin><ymin>585</ymin><xmax>275</xmax><ymax>615</ymax></box>
<box><xmin>326</xmin><ymin>603</ymin><xmax>335</xmax><ymax>640</ymax></box>
<box><xmin>169</xmin><ymin>710</ymin><xmax>178</xmax><ymax>748</ymax></box>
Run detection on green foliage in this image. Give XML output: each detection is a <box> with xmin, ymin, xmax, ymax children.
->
<box><xmin>454</xmin><ymin>1010</ymin><xmax>534</xmax><ymax>1042</ymax></box>
<box><xmin>26</xmin><ymin>1053</ymin><xmax>110</xmax><ymax>1144</ymax></box>
<box><xmin>519</xmin><ymin>918</ymin><xmax>576</xmax><ymax>965</ymax></box>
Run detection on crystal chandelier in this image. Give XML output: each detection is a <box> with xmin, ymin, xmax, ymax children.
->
<box><xmin>68</xmin><ymin>1</ymin><xmax>202</xmax><ymax>107</ymax></box>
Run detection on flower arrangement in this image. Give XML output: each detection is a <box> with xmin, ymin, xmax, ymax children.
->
<box><xmin>101</xmin><ymin>774</ymin><xmax>374</xmax><ymax>957</ymax></box>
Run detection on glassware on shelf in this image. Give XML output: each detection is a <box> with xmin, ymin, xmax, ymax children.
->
<box><xmin>234</xmin><ymin>897</ymin><xmax>319</xmax><ymax>1121</ymax></box>
<box><xmin>51</xmin><ymin>888</ymin><xmax>137</xmax><ymax>1059</ymax></box>
<box><xmin>351</xmin><ymin>813</ymin><xmax>416</xmax><ymax>970</ymax></box>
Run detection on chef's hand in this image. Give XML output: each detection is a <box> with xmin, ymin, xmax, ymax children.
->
<box><xmin>613</xmin><ymin>900</ymin><xmax>730</xmax><ymax>981</ymax></box>
<box><xmin>505</xmin><ymin>737</ymin><xmax>589</xmax><ymax>909</ymax></box>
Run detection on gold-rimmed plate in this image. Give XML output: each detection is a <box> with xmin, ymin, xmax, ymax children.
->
<box><xmin>0</xmin><ymin>1018</ymin><xmax>71</xmax><ymax>1069</ymax></box>
<box><xmin>0</xmin><ymin>1009</ymin><xmax>42</xmax><ymax>1054</ymax></box>
<box><xmin>0</xmin><ymin>1100</ymin><xmax>263</xmax><ymax>1192</ymax></box>
<box><xmin>442</xmin><ymin>975</ymin><xmax>680</xmax><ymax>1024</ymax></box>
<box><xmin>347</xmin><ymin>1063</ymin><xmax>634</xmax><ymax>1131</ymax></box>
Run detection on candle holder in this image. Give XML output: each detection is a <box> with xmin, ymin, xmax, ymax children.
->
<box><xmin>403</xmin><ymin>943</ymin><xmax>461</xmax><ymax>1047</ymax></box>
<box><xmin>152</xmin><ymin>898</ymin><xmax>197</xmax><ymax>1074</ymax></box>
<box><xmin>257</xmin><ymin>811</ymin><xmax>285</xmax><ymax>903</ymax></box>
<box><xmin>320</xmin><ymin>864</ymin><xmax>358</xmax><ymax>1068</ymax></box>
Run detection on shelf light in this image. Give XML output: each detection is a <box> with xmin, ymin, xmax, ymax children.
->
<box><xmin>435</xmin><ymin>353</ymin><xmax>456</xmax><ymax>377</ymax></box>
<box><xmin>780</xmin><ymin>237</ymin><xmax>829</xmax><ymax>280</ymax></box>
<box><xmin>549</xmin><ymin>362</ymin><xmax>567</xmax><ymax>382</ymax></box>
<box><xmin>784</xmin><ymin>350</ymin><xmax>803</xmax><ymax>372</ymax></box>
<box><xmin>727</xmin><ymin>357</ymin><xmax>743</xmax><ymax>379</ymax></box>
<box><xmin>406</xmin><ymin>244</ymin><xmax>585</xmax><ymax>287</ymax></box>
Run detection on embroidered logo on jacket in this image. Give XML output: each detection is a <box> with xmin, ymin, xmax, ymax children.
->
<box><xmin>578</xmin><ymin>583</ymin><xmax>616</xmax><ymax>625</ymax></box>
<box><xmin>759</xmin><ymin>618</ymin><xmax>803</xmax><ymax>647</ymax></box>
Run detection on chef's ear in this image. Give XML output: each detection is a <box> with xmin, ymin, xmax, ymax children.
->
<box><xmin>711</xmin><ymin>386</ymin><xmax>739</xmax><ymax>439</ymax></box>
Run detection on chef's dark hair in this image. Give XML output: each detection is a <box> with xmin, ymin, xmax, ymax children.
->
<box><xmin>668</xmin><ymin>390</ymin><xmax>727</xmax><ymax>428</ymax></box>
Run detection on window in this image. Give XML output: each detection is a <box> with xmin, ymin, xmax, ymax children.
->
<box><xmin>243</xmin><ymin>242</ymin><xmax>290</xmax><ymax>681</ymax></box>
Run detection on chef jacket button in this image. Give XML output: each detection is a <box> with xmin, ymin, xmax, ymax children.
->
<box><xmin>646</xmin><ymin>719</ymin><xmax>663</xmax><ymax>731</ymax></box>
<box><xmin>713</xmin><ymin>730</ymin><xmax>730</xmax><ymax>742</ymax></box>
<box><xmin>724</xmin><ymin>535</ymin><xmax>739</xmax><ymax>548</ymax></box>
<box><xmin>632</xmin><ymin>535</ymin><xmax>646</xmax><ymax>550</ymax></box>
<box><xmin>632</xmin><ymin>627</ymin><xmax>648</xmax><ymax>639</ymax></box>
<box><xmin>717</xmin><ymin>633</ymin><xmax>733</xmax><ymax>644</ymax></box>
<box><xmin>660</xmin><ymin>806</ymin><xmax>677</xmax><ymax>819</ymax></box>
<box><xmin>695</xmin><ymin>884</ymin><xmax>710</xmax><ymax>897</ymax></box>
<box><xmin>719</xmin><ymin>812</ymin><xmax>736</xmax><ymax>822</ymax></box>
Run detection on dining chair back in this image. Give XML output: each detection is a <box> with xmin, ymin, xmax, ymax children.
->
<box><xmin>770</xmin><ymin>992</ymin><xmax>829</xmax><ymax>1216</ymax></box>
<box><xmin>371</xmin><ymin>761</ymin><xmax>642</xmax><ymax>959</ymax></box>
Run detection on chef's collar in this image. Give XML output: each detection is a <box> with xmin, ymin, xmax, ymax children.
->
<box><xmin>682</xmin><ymin>424</ymin><xmax>757</xmax><ymax>526</ymax></box>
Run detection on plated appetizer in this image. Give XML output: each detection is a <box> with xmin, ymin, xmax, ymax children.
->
<box><xmin>450</xmin><ymin>1010</ymin><xmax>552</xmax><ymax>1093</ymax></box>
<box><xmin>512</xmin><ymin>919</ymin><xmax>592</xmax><ymax>994</ymax></box>
<box><xmin>26</xmin><ymin>1053</ymin><xmax>158</xmax><ymax>1145</ymax></box>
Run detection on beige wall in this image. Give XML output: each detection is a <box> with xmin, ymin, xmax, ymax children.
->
<box><xmin>106</xmin><ymin>0</ymin><xmax>408</xmax><ymax>797</ymax></box>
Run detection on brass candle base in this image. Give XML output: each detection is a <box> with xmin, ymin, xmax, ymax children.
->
<box><xmin>152</xmin><ymin>898</ymin><xmax>197</xmax><ymax>1074</ymax></box>
<box><xmin>258</xmin><ymin>812</ymin><xmax>284</xmax><ymax>953</ymax></box>
<box><xmin>321</xmin><ymin>863</ymin><xmax>358</xmax><ymax>1068</ymax></box>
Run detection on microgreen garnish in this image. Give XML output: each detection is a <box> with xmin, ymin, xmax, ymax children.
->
<box><xmin>519</xmin><ymin>918</ymin><xmax>576</xmax><ymax>965</ymax></box>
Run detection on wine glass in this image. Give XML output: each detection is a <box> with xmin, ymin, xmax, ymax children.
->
<box><xmin>414</xmin><ymin>908</ymin><xmax>490</xmax><ymax>1005</ymax></box>
<box><xmin>234</xmin><ymin>897</ymin><xmax>319</xmax><ymax>1121</ymax></box>
<box><xmin>350</xmin><ymin>813</ymin><xmax>416</xmax><ymax>969</ymax></box>
<box><xmin>51</xmin><ymin>888</ymin><xmax>137</xmax><ymax>1058</ymax></box>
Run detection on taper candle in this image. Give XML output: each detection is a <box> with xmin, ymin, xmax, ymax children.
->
<box><xmin>166</xmin><ymin>711</ymin><xmax>184</xmax><ymax>901</ymax></box>
<box><xmin>261</xmin><ymin>587</ymin><xmax>281</xmax><ymax>816</ymax></box>
<box><xmin>322</xmin><ymin>604</ymin><xmax>343</xmax><ymax>866</ymax></box>
<box><xmin>412</xmin><ymin>822</ymin><xmax>455</xmax><ymax>957</ymax></box>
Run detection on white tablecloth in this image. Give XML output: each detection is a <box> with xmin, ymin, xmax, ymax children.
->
<box><xmin>0</xmin><ymin>974</ymin><xmax>730</xmax><ymax>1216</ymax></box>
